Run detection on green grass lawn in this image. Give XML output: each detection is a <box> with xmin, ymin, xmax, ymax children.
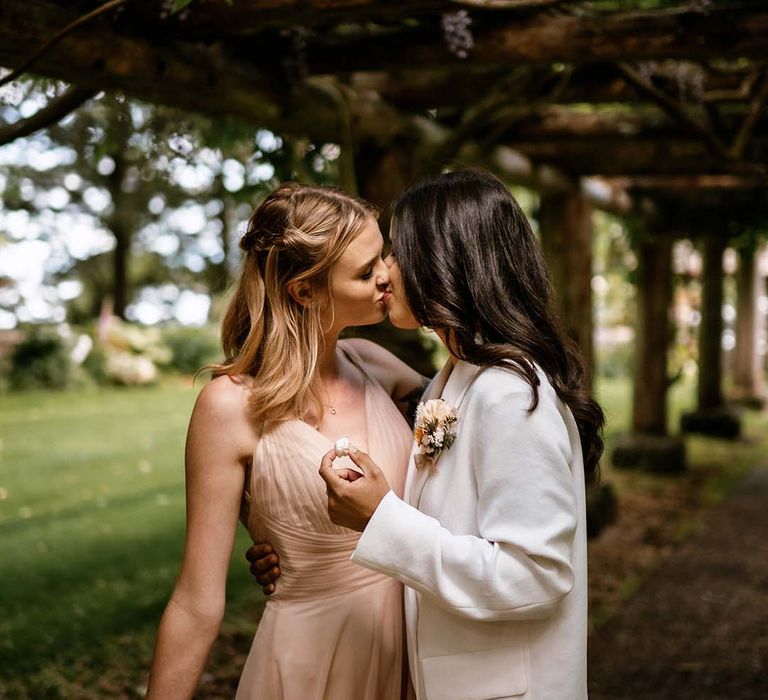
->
<box><xmin>0</xmin><ymin>379</ymin><xmax>261</xmax><ymax>698</ymax></box>
<box><xmin>1</xmin><ymin>374</ymin><xmax>766</xmax><ymax>698</ymax></box>
<box><xmin>597</xmin><ymin>375</ymin><xmax>768</xmax><ymax>503</ymax></box>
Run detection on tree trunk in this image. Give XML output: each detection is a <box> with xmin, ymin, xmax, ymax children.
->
<box><xmin>632</xmin><ymin>236</ymin><xmax>673</xmax><ymax>435</ymax></box>
<box><xmin>538</xmin><ymin>191</ymin><xmax>594</xmax><ymax>387</ymax></box>
<box><xmin>698</xmin><ymin>235</ymin><xmax>726</xmax><ymax>411</ymax></box>
<box><xmin>104</xmin><ymin>97</ymin><xmax>133</xmax><ymax>320</ymax></box>
<box><xmin>111</xmin><ymin>222</ymin><xmax>129</xmax><ymax>319</ymax></box>
<box><xmin>733</xmin><ymin>243</ymin><xmax>764</xmax><ymax>400</ymax></box>
<box><xmin>208</xmin><ymin>172</ymin><xmax>233</xmax><ymax>295</ymax></box>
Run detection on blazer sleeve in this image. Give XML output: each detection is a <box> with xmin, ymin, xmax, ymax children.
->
<box><xmin>351</xmin><ymin>384</ymin><xmax>578</xmax><ymax>622</ymax></box>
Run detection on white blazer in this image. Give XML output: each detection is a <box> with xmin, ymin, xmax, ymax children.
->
<box><xmin>352</xmin><ymin>359</ymin><xmax>588</xmax><ymax>700</ymax></box>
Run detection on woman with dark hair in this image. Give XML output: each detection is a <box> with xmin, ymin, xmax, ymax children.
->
<box><xmin>251</xmin><ymin>169</ymin><xmax>604</xmax><ymax>698</ymax></box>
<box><xmin>313</xmin><ymin>168</ymin><xmax>605</xmax><ymax>699</ymax></box>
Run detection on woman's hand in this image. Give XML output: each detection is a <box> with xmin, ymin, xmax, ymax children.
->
<box><xmin>245</xmin><ymin>460</ymin><xmax>368</xmax><ymax>594</ymax></box>
<box><xmin>318</xmin><ymin>448</ymin><xmax>392</xmax><ymax>531</ymax></box>
<box><xmin>245</xmin><ymin>542</ymin><xmax>281</xmax><ymax>595</ymax></box>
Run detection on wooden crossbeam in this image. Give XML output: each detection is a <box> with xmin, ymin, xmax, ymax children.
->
<box><xmin>507</xmin><ymin>137</ymin><xmax>768</xmax><ymax>176</ymax></box>
<box><xmin>307</xmin><ymin>5</ymin><xmax>768</xmax><ymax>72</ymax></box>
<box><xmin>1</xmin><ymin>0</ymin><xmax>766</xmax><ymax>197</ymax></box>
<box><xmin>120</xmin><ymin>0</ymin><xmax>451</xmax><ymax>34</ymax></box>
<box><xmin>350</xmin><ymin>65</ymin><xmax>753</xmax><ymax>111</ymax></box>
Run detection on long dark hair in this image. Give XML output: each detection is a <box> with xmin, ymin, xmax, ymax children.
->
<box><xmin>392</xmin><ymin>169</ymin><xmax>604</xmax><ymax>479</ymax></box>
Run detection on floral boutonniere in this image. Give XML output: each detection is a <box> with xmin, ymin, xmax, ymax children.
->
<box><xmin>413</xmin><ymin>398</ymin><xmax>458</xmax><ymax>471</ymax></box>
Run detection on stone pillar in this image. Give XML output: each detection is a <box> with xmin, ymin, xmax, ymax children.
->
<box><xmin>732</xmin><ymin>244</ymin><xmax>765</xmax><ymax>407</ymax></box>
<box><xmin>538</xmin><ymin>191</ymin><xmax>594</xmax><ymax>387</ymax></box>
<box><xmin>613</xmin><ymin>235</ymin><xmax>686</xmax><ymax>472</ymax></box>
<box><xmin>681</xmin><ymin>234</ymin><xmax>741</xmax><ymax>438</ymax></box>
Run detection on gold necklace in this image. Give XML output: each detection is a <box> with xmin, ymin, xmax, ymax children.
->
<box><xmin>321</xmin><ymin>390</ymin><xmax>337</xmax><ymax>415</ymax></box>
<box><xmin>320</xmin><ymin>373</ymin><xmax>340</xmax><ymax>415</ymax></box>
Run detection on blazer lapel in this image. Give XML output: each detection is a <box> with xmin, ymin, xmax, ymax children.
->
<box><xmin>403</xmin><ymin>360</ymin><xmax>453</xmax><ymax>506</ymax></box>
<box><xmin>409</xmin><ymin>359</ymin><xmax>484</xmax><ymax>508</ymax></box>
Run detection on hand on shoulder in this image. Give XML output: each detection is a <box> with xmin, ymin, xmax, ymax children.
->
<box><xmin>341</xmin><ymin>338</ymin><xmax>427</xmax><ymax>402</ymax></box>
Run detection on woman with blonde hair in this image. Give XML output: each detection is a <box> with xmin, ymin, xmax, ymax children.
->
<box><xmin>145</xmin><ymin>182</ymin><xmax>424</xmax><ymax>699</ymax></box>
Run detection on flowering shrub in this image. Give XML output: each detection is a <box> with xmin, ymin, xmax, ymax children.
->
<box><xmin>85</xmin><ymin>317</ymin><xmax>172</xmax><ymax>386</ymax></box>
<box><xmin>104</xmin><ymin>350</ymin><xmax>158</xmax><ymax>385</ymax></box>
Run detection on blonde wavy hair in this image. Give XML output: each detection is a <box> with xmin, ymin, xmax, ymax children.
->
<box><xmin>209</xmin><ymin>182</ymin><xmax>378</xmax><ymax>426</ymax></box>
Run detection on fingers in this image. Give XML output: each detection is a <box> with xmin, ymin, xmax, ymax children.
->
<box><xmin>245</xmin><ymin>542</ymin><xmax>273</xmax><ymax>563</ymax></box>
<box><xmin>263</xmin><ymin>583</ymin><xmax>276</xmax><ymax>596</ymax></box>
<box><xmin>318</xmin><ymin>448</ymin><xmax>337</xmax><ymax>481</ymax></box>
<box><xmin>253</xmin><ymin>564</ymin><xmax>281</xmax><ymax>584</ymax></box>
<box><xmin>319</xmin><ymin>448</ymin><xmax>347</xmax><ymax>492</ymax></box>
<box><xmin>335</xmin><ymin>468</ymin><xmax>364</xmax><ymax>482</ymax></box>
<box><xmin>347</xmin><ymin>449</ymin><xmax>380</xmax><ymax>477</ymax></box>
<box><xmin>248</xmin><ymin>552</ymin><xmax>279</xmax><ymax>575</ymax></box>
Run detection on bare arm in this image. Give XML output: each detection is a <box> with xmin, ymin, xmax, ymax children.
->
<box><xmin>342</xmin><ymin>338</ymin><xmax>430</xmax><ymax>423</ymax></box>
<box><xmin>146</xmin><ymin>378</ymin><xmax>251</xmax><ymax>699</ymax></box>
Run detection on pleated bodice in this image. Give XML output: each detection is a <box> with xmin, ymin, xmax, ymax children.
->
<box><xmin>235</xmin><ymin>342</ymin><xmax>414</xmax><ymax>700</ymax></box>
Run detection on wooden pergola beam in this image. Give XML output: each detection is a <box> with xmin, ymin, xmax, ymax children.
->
<box><xmin>0</xmin><ymin>2</ymin><xmax>282</xmax><ymax>128</ymax></box>
<box><xmin>605</xmin><ymin>175</ymin><xmax>768</xmax><ymax>191</ymax></box>
<box><xmin>489</xmin><ymin>105</ymin><xmax>767</xmax><ymax>141</ymax></box>
<box><xmin>459</xmin><ymin>143</ymin><xmax>638</xmax><ymax>216</ymax></box>
<box><xmin>1</xmin><ymin>1</ymin><xmax>765</xmax><ymax>210</ymax></box>
<box><xmin>350</xmin><ymin>65</ymin><xmax>754</xmax><ymax>111</ymax></box>
<box><xmin>0</xmin><ymin>2</ymin><xmax>640</xmax><ymax>214</ymax></box>
<box><xmin>506</xmin><ymin>137</ymin><xmax>768</xmax><ymax>176</ymax></box>
<box><xmin>0</xmin><ymin>0</ymin><xmax>420</xmax><ymax>145</ymax></box>
<box><xmin>121</xmin><ymin>0</ymin><xmax>451</xmax><ymax>34</ymax></box>
<box><xmin>307</xmin><ymin>5</ymin><xmax>768</xmax><ymax>73</ymax></box>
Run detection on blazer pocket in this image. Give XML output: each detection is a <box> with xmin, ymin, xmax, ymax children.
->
<box><xmin>420</xmin><ymin>645</ymin><xmax>527</xmax><ymax>700</ymax></box>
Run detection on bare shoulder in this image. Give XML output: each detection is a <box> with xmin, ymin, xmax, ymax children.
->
<box><xmin>189</xmin><ymin>375</ymin><xmax>257</xmax><ymax>458</ymax></box>
<box><xmin>342</xmin><ymin>337</ymin><xmax>423</xmax><ymax>398</ymax></box>
<box><xmin>195</xmin><ymin>375</ymin><xmax>251</xmax><ymax>422</ymax></box>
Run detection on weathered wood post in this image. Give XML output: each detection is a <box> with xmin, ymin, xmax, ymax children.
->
<box><xmin>538</xmin><ymin>191</ymin><xmax>595</xmax><ymax>388</ymax></box>
<box><xmin>681</xmin><ymin>233</ymin><xmax>741</xmax><ymax>438</ymax></box>
<box><xmin>613</xmin><ymin>233</ymin><xmax>686</xmax><ymax>472</ymax></box>
<box><xmin>732</xmin><ymin>242</ymin><xmax>766</xmax><ymax>407</ymax></box>
<box><xmin>538</xmin><ymin>190</ymin><xmax>619</xmax><ymax>533</ymax></box>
